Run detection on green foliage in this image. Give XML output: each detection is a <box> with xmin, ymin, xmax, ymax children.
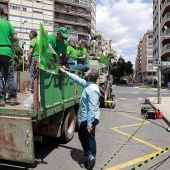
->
<box><xmin>110</xmin><ymin>56</ymin><xmax>133</xmax><ymax>80</ymax></box>
<box><xmin>12</xmin><ymin>41</ymin><xmax>23</xmax><ymax>71</ymax></box>
<box><xmin>116</xmin><ymin>80</ymin><xmax>127</xmax><ymax>84</ymax></box>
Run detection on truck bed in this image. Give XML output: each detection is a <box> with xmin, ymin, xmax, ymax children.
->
<box><xmin>4</xmin><ymin>92</ymin><xmax>33</xmax><ymax>110</ymax></box>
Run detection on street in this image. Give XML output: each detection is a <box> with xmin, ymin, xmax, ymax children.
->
<box><xmin>1</xmin><ymin>85</ymin><xmax>170</xmax><ymax>170</ymax></box>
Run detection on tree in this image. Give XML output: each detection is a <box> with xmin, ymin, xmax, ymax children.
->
<box><xmin>110</xmin><ymin>56</ymin><xmax>133</xmax><ymax>82</ymax></box>
<box><xmin>12</xmin><ymin>41</ymin><xmax>23</xmax><ymax>71</ymax></box>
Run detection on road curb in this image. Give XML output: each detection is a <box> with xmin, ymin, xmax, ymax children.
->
<box><xmin>149</xmin><ymin>102</ymin><xmax>170</xmax><ymax>128</ymax></box>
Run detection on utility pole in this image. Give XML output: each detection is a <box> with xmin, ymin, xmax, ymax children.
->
<box><xmin>157</xmin><ymin>0</ymin><xmax>161</xmax><ymax>104</ymax></box>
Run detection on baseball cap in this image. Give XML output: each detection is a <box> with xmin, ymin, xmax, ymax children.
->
<box><xmin>58</xmin><ymin>27</ymin><xmax>68</xmax><ymax>38</ymax></box>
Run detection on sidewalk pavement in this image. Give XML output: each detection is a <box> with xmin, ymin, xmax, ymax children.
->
<box><xmin>148</xmin><ymin>97</ymin><xmax>170</xmax><ymax>128</ymax></box>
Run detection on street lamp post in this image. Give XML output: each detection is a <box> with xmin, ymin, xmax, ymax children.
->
<box><xmin>157</xmin><ymin>0</ymin><xmax>161</xmax><ymax>104</ymax></box>
<box><xmin>21</xmin><ymin>20</ymin><xmax>27</xmax><ymax>72</ymax></box>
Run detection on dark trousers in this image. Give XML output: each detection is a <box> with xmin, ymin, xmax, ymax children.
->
<box><xmin>78</xmin><ymin>119</ymin><xmax>99</xmax><ymax>158</ymax></box>
<box><xmin>0</xmin><ymin>55</ymin><xmax>17</xmax><ymax>101</ymax></box>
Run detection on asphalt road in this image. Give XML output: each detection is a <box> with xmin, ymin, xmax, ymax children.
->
<box><xmin>1</xmin><ymin>85</ymin><xmax>170</xmax><ymax>170</ymax></box>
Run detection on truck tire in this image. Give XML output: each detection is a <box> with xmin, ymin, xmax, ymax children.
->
<box><xmin>60</xmin><ymin>107</ymin><xmax>76</xmax><ymax>143</ymax></box>
<box><xmin>75</xmin><ymin>109</ymin><xmax>80</xmax><ymax>132</ymax></box>
<box><xmin>99</xmin><ymin>84</ymin><xmax>105</xmax><ymax>107</ymax></box>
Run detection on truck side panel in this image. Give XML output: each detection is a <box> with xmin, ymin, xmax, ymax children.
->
<box><xmin>0</xmin><ymin>115</ymin><xmax>34</xmax><ymax>163</ymax></box>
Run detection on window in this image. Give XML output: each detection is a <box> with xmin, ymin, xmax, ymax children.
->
<box><xmin>148</xmin><ymin>60</ymin><xmax>153</xmax><ymax>63</ymax></box>
<box><xmin>148</xmin><ymin>35</ymin><xmax>153</xmax><ymax>38</ymax></box>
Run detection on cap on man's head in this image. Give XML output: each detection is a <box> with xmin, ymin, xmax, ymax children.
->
<box><xmin>58</xmin><ymin>27</ymin><xmax>68</xmax><ymax>38</ymax></box>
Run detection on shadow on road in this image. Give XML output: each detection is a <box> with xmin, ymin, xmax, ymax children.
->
<box><xmin>0</xmin><ymin>136</ymin><xmax>60</xmax><ymax>170</ymax></box>
<box><xmin>59</xmin><ymin>145</ymin><xmax>84</xmax><ymax>166</ymax></box>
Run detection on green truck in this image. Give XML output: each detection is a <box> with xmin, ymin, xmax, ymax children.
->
<box><xmin>0</xmin><ymin>66</ymin><xmax>84</xmax><ymax>164</ymax></box>
<box><xmin>0</xmin><ymin>58</ymin><xmax>115</xmax><ymax>164</ymax></box>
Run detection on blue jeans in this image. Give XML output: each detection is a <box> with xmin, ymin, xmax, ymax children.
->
<box><xmin>66</xmin><ymin>58</ymin><xmax>75</xmax><ymax>69</ymax></box>
<box><xmin>29</xmin><ymin>58</ymin><xmax>39</xmax><ymax>93</ymax></box>
<box><xmin>0</xmin><ymin>55</ymin><xmax>17</xmax><ymax>101</ymax></box>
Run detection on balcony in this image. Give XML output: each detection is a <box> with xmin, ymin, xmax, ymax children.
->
<box><xmin>55</xmin><ymin>6</ymin><xmax>91</xmax><ymax>20</ymax></box>
<box><xmin>161</xmin><ymin>12</ymin><xmax>170</xmax><ymax>28</ymax></box>
<box><xmin>56</xmin><ymin>0</ymin><xmax>91</xmax><ymax>11</ymax></box>
<box><xmin>55</xmin><ymin>16</ymin><xmax>90</xmax><ymax>27</ymax></box>
<box><xmin>161</xmin><ymin>0</ymin><xmax>170</xmax><ymax>15</ymax></box>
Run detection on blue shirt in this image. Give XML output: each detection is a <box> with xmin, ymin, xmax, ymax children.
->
<box><xmin>66</xmin><ymin>72</ymin><xmax>100</xmax><ymax>126</ymax></box>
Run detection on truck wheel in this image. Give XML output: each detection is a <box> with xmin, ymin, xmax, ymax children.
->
<box><xmin>99</xmin><ymin>84</ymin><xmax>105</xmax><ymax>107</ymax></box>
<box><xmin>60</xmin><ymin>107</ymin><xmax>76</xmax><ymax>143</ymax></box>
<box><xmin>75</xmin><ymin>110</ymin><xmax>80</xmax><ymax>132</ymax></box>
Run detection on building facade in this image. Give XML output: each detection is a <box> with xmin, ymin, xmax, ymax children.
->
<box><xmin>55</xmin><ymin>0</ymin><xmax>94</xmax><ymax>41</ymax></box>
<box><xmin>0</xmin><ymin>0</ymin><xmax>95</xmax><ymax>56</ymax></box>
<box><xmin>153</xmin><ymin>0</ymin><xmax>170</xmax><ymax>86</ymax></box>
<box><xmin>135</xmin><ymin>30</ymin><xmax>156</xmax><ymax>83</ymax></box>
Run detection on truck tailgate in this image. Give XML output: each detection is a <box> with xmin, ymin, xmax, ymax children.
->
<box><xmin>0</xmin><ymin>115</ymin><xmax>34</xmax><ymax>163</ymax></box>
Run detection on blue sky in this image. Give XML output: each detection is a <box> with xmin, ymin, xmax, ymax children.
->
<box><xmin>96</xmin><ymin>0</ymin><xmax>153</xmax><ymax>66</ymax></box>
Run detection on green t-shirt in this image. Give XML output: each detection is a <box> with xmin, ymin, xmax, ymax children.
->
<box><xmin>48</xmin><ymin>34</ymin><xmax>67</xmax><ymax>55</ymax></box>
<box><xmin>0</xmin><ymin>18</ymin><xmax>16</xmax><ymax>58</ymax></box>
<box><xmin>30</xmin><ymin>38</ymin><xmax>39</xmax><ymax>60</ymax></box>
<box><xmin>67</xmin><ymin>46</ymin><xmax>76</xmax><ymax>59</ymax></box>
<box><xmin>76</xmin><ymin>47</ymin><xmax>88</xmax><ymax>65</ymax></box>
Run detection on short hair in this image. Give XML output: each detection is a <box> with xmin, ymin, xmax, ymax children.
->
<box><xmin>30</xmin><ymin>29</ymin><xmax>38</xmax><ymax>37</ymax></box>
<box><xmin>80</xmin><ymin>39</ymin><xmax>87</xmax><ymax>48</ymax></box>
<box><xmin>0</xmin><ymin>7</ymin><xmax>4</xmax><ymax>15</ymax></box>
<box><xmin>67</xmin><ymin>39</ymin><xmax>76</xmax><ymax>49</ymax></box>
<box><xmin>89</xmin><ymin>69</ymin><xmax>99</xmax><ymax>82</ymax></box>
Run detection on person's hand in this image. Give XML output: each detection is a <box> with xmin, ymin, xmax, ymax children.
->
<box><xmin>59</xmin><ymin>66</ymin><xmax>67</xmax><ymax>74</ymax></box>
<box><xmin>87</xmin><ymin>126</ymin><xmax>93</xmax><ymax>133</ymax></box>
<box><xmin>26</xmin><ymin>61</ymin><xmax>29</xmax><ymax>67</ymax></box>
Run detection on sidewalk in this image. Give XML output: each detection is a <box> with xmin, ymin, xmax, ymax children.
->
<box><xmin>148</xmin><ymin>97</ymin><xmax>170</xmax><ymax>128</ymax></box>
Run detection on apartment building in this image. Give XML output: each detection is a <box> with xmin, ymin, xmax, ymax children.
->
<box><xmin>9</xmin><ymin>0</ymin><xmax>53</xmax><ymax>53</ymax></box>
<box><xmin>135</xmin><ymin>39</ymin><xmax>142</xmax><ymax>82</ymax></box>
<box><xmin>135</xmin><ymin>30</ymin><xmax>156</xmax><ymax>83</ymax></box>
<box><xmin>55</xmin><ymin>0</ymin><xmax>94</xmax><ymax>41</ymax></box>
<box><xmin>105</xmin><ymin>37</ymin><xmax>112</xmax><ymax>55</ymax></box>
<box><xmin>153</xmin><ymin>0</ymin><xmax>170</xmax><ymax>86</ymax></box>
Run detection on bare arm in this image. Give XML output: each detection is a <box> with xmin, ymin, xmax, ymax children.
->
<box><xmin>75</xmin><ymin>54</ymin><xmax>87</xmax><ymax>61</ymax></box>
<box><xmin>28</xmin><ymin>47</ymin><xmax>33</xmax><ymax>61</ymax></box>
<box><xmin>12</xmin><ymin>34</ymin><xmax>18</xmax><ymax>43</ymax></box>
<box><xmin>61</xmin><ymin>52</ymin><xmax>66</xmax><ymax>66</ymax></box>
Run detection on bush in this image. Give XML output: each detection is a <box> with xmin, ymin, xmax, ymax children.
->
<box><xmin>116</xmin><ymin>80</ymin><xmax>127</xmax><ymax>84</ymax></box>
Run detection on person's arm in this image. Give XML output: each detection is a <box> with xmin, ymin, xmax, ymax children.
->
<box><xmin>12</xmin><ymin>34</ymin><xmax>18</xmax><ymax>43</ymax></box>
<box><xmin>61</xmin><ymin>52</ymin><xmax>66</xmax><ymax>65</ymax></box>
<box><xmin>87</xmin><ymin>90</ymin><xmax>99</xmax><ymax>129</ymax></box>
<box><xmin>75</xmin><ymin>54</ymin><xmax>87</xmax><ymax>61</ymax></box>
<box><xmin>26</xmin><ymin>47</ymin><xmax>33</xmax><ymax>66</ymax></box>
<box><xmin>59</xmin><ymin>66</ymin><xmax>86</xmax><ymax>87</ymax></box>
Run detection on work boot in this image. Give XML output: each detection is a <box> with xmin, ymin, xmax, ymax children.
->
<box><xmin>87</xmin><ymin>155</ymin><xmax>95</xmax><ymax>170</ymax></box>
<box><xmin>0</xmin><ymin>100</ymin><xmax>5</xmax><ymax>107</ymax></box>
<box><xmin>9</xmin><ymin>98</ymin><xmax>20</xmax><ymax>106</ymax></box>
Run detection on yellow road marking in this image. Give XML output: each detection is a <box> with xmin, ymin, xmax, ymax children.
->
<box><xmin>112</xmin><ymin>128</ymin><xmax>164</xmax><ymax>151</ymax></box>
<box><xmin>113</xmin><ymin>122</ymin><xmax>150</xmax><ymax>129</ymax></box>
<box><xmin>105</xmin><ymin>150</ymin><xmax>167</xmax><ymax>170</ymax></box>
<box><xmin>117</xmin><ymin>112</ymin><xmax>148</xmax><ymax>122</ymax></box>
<box><xmin>121</xmin><ymin>104</ymin><xmax>140</xmax><ymax>111</ymax></box>
<box><xmin>104</xmin><ymin>103</ymin><xmax>164</xmax><ymax>170</ymax></box>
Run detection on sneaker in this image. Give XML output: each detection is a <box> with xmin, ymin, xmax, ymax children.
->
<box><xmin>0</xmin><ymin>100</ymin><xmax>5</xmax><ymax>107</ymax></box>
<box><xmin>87</xmin><ymin>155</ymin><xmax>95</xmax><ymax>170</ymax></box>
<box><xmin>9</xmin><ymin>98</ymin><xmax>20</xmax><ymax>106</ymax></box>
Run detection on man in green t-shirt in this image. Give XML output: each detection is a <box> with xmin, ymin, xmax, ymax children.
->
<box><xmin>48</xmin><ymin>27</ymin><xmax>68</xmax><ymax>66</ymax></box>
<box><xmin>0</xmin><ymin>7</ymin><xmax>20</xmax><ymax>107</ymax></box>
<box><xmin>26</xmin><ymin>30</ymin><xmax>39</xmax><ymax>94</ymax></box>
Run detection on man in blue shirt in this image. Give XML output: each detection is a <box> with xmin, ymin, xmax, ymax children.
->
<box><xmin>59</xmin><ymin>66</ymin><xmax>100</xmax><ymax>170</ymax></box>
